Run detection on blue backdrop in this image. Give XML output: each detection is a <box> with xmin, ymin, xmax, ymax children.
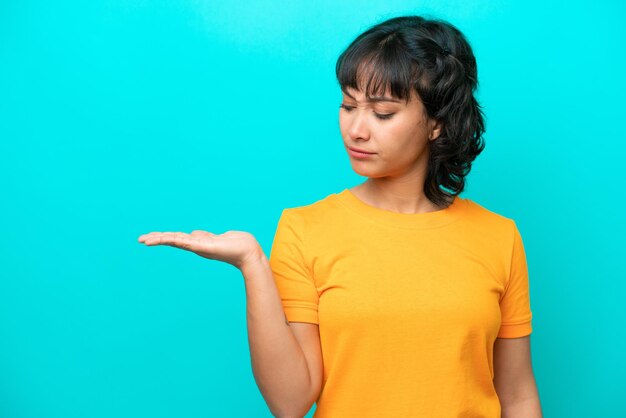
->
<box><xmin>1</xmin><ymin>1</ymin><xmax>624</xmax><ymax>417</ymax></box>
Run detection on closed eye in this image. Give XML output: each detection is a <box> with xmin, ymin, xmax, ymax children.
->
<box><xmin>339</xmin><ymin>104</ymin><xmax>395</xmax><ymax>120</ymax></box>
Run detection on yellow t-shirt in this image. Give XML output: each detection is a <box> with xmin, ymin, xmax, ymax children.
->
<box><xmin>269</xmin><ymin>189</ymin><xmax>533</xmax><ymax>417</ymax></box>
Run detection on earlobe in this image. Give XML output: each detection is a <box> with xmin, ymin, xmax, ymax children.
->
<box><xmin>430</xmin><ymin>121</ymin><xmax>444</xmax><ymax>141</ymax></box>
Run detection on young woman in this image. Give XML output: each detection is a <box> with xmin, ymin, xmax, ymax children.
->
<box><xmin>138</xmin><ymin>15</ymin><xmax>542</xmax><ymax>418</ymax></box>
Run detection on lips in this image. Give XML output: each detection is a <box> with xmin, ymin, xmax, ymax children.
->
<box><xmin>348</xmin><ymin>146</ymin><xmax>375</xmax><ymax>154</ymax></box>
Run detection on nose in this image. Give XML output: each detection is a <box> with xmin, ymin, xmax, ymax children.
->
<box><xmin>346</xmin><ymin>109</ymin><xmax>370</xmax><ymax>141</ymax></box>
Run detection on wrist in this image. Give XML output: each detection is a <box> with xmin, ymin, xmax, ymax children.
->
<box><xmin>239</xmin><ymin>248</ymin><xmax>268</xmax><ymax>276</ymax></box>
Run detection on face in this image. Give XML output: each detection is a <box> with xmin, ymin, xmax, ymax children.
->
<box><xmin>339</xmin><ymin>86</ymin><xmax>442</xmax><ymax>179</ymax></box>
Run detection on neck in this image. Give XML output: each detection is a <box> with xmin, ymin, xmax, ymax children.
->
<box><xmin>353</xmin><ymin>179</ymin><xmax>450</xmax><ymax>215</ymax></box>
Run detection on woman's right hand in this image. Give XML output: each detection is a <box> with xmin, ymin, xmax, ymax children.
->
<box><xmin>137</xmin><ymin>230</ymin><xmax>263</xmax><ymax>270</ymax></box>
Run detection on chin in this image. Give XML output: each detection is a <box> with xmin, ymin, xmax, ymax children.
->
<box><xmin>350</xmin><ymin>164</ymin><xmax>386</xmax><ymax>178</ymax></box>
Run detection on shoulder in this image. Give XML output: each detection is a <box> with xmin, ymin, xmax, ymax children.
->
<box><xmin>463</xmin><ymin>197</ymin><xmax>513</xmax><ymax>222</ymax></box>
<box><xmin>461</xmin><ymin>197</ymin><xmax>519</xmax><ymax>242</ymax></box>
<box><xmin>281</xmin><ymin>191</ymin><xmax>343</xmax><ymax>224</ymax></box>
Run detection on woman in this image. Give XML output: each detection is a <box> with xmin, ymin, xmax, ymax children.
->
<box><xmin>138</xmin><ymin>15</ymin><xmax>542</xmax><ymax>418</ymax></box>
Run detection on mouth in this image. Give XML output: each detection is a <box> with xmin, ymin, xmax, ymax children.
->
<box><xmin>347</xmin><ymin>146</ymin><xmax>375</xmax><ymax>154</ymax></box>
<box><xmin>347</xmin><ymin>146</ymin><xmax>376</xmax><ymax>159</ymax></box>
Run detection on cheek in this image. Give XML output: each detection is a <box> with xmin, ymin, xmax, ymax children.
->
<box><xmin>381</xmin><ymin>126</ymin><xmax>426</xmax><ymax>159</ymax></box>
<box><xmin>338</xmin><ymin>114</ymin><xmax>348</xmax><ymax>136</ymax></box>
<box><xmin>380</xmin><ymin>122</ymin><xmax>414</xmax><ymax>147</ymax></box>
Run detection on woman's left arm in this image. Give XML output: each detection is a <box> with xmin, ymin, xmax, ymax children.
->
<box><xmin>493</xmin><ymin>335</ymin><xmax>543</xmax><ymax>418</ymax></box>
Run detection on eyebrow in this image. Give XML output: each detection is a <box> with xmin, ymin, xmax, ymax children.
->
<box><xmin>342</xmin><ymin>89</ymin><xmax>402</xmax><ymax>103</ymax></box>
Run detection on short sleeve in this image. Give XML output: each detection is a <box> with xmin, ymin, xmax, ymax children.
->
<box><xmin>497</xmin><ymin>220</ymin><xmax>533</xmax><ymax>338</ymax></box>
<box><xmin>269</xmin><ymin>208</ymin><xmax>319</xmax><ymax>324</ymax></box>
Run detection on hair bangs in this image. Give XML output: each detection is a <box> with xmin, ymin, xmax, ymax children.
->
<box><xmin>336</xmin><ymin>36</ymin><xmax>417</xmax><ymax>104</ymax></box>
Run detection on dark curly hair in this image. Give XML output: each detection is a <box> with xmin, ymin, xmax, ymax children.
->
<box><xmin>335</xmin><ymin>15</ymin><xmax>486</xmax><ymax>207</ymax></box>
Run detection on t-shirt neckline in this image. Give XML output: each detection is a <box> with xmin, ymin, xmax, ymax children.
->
<box><xmin>335</xmin><ymin>188</ymin><xmax>466</xmax><ymax>229</ymax></box>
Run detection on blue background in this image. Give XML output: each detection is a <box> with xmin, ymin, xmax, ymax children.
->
<box><xmin>1</xmin><ymin>1</ymin><xmax>625</xmax><ymax>417</ymax></box>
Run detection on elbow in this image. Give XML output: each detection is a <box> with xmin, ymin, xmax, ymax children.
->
<box><xmin>271</xmin><ymin>389</ymin><xmax>317</xmax><ymax>418</ymax></box>
<box><xmin>500</xmin><ymin>395</ymin><xmax>543</xmax><ymax>418</ymax></box>
<box><xmin>271</xmin><ymin>408</ymin><xmax>307</xmax><ymax>418</ymax></box>
<box><xmin>274</xmin><ymin>372</ymin><xmax>319</xmax><ymax>417</ymax></box>
<box><xmin>272</xmin><ymin>399</ymin><xmax>315</xmax><ymax>418</ymax></box>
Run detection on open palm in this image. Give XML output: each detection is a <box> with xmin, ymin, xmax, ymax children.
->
<box><xmin>137</xmin><ymin>230</ymin><xmax>261</xmax><ymax>270</ymax></box>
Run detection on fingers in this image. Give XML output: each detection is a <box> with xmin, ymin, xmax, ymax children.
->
<box><xmin>138</xmin><ymin>230</ymin><xmax>217</xmax><ymax>253</ymax></box>
<box><xmin>138</xmin><ymin>232</ymin><xmax>163</xmax><ymax>243</ymax></box>
<box><xmin>138</xmin><ymin>232</ymin><xmax>193</xmax><ymax>248</ymax></box>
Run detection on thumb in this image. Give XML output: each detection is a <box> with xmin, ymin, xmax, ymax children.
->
<box><xmin>190</xmin><ymin>230</ymin><xmax>216</xmax><ymax>237</ymax></box>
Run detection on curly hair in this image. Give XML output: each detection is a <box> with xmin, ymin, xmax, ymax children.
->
<box><xmin>335</xmin><ymin>15</ymin><xmax>486</xmax><ymax>207</ymax></box>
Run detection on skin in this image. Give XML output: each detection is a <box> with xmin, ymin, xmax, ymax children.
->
<box><xmin>493</xmin><ymin>336</ymin><xmax>543</xmax><ymax>417</ymax></box>
<box><xmin>339</xmin><ymin>86</ymin><xmax>449</xmax><ymax>213</ymax></box>
<box><xmin>340</xmin><ymin>85</ymin><xmax>543</xmax><ymax>416</ymax></box>
<box><xmin>137</xmin><ymin>229</ymin><xmax>262</xmax><ymax>270</ymax></box>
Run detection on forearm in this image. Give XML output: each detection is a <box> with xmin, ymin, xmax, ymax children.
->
<box><xmin>501</xmin><ymin>396</ymin><xmax>543</xmax><ymax>418</ymax></box>
<box><xmin>241</xmin><ymin>252</ymin><xmax>313</xmax><ymax>418</ymax></box>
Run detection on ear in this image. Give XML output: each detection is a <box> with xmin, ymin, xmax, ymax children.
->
<box><xmin>429</xmin><ymin>119</ymin><xmax>444</xmax><ymax>141</ymax></box>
